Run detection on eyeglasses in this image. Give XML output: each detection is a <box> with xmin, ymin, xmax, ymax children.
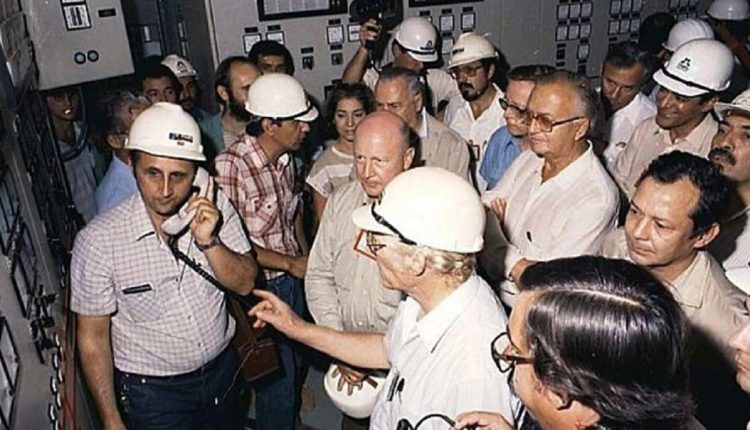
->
<box><xmin>365</xmin><ymin>231</ymin><xmax>387</xmax><ymax>255</ymax></box>
<box><xmin>491</xmin><ymin>332</ymin><xmax>534</xmax><ymax>374</ymax></box>
<box><xmin>370</xmin><ymin>204</ymin><xmax>417</xmax><ymax>247</ymax></box>
<box><xmin>522</xmin><ymin>109</ymin><xmax>583</xmax><ymax>133</ymax></box>
<box><xmin>450</xmin><ymin>64</ymin><xmax>485</xmax><ymax>78</ymax></box>
<box><xmin>498</xmin><ymin>98</ymin><xmax>527</xmax><ymax>117</ymax></box>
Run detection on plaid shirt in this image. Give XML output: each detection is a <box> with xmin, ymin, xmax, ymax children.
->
<box><xmin>215</xmin><ymin>135</ymin><xmax>302</xmax><ymax>280</ymax></box>
<box><xmin>70</xmin><ymin>190</ymin><xmax>252</xmax><ymax>376</ymax></box>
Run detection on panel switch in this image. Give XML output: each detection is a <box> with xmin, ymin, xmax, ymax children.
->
<box><xmin>302</xmin><ymin>56</ymin><xmax>314</xmax><ymax>70</ymax></box>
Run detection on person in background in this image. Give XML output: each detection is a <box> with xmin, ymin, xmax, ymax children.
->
<box><xmin>479</xmin><ymin>65</ymin><xmax>554</xmax><ymax>191</ymax></box>
<box><xmin>638</xmin><ymin>12</ymin><xmax>677</xmax><ymax>57</ymax></box>
<box><xmin>306</xmin><ymin>83</ymin><xmax>375</xmax><ymax>225</ymax></box>
<box><xmin>93</xmin><ymin>89</ymin><xmax>150</xmax><ymax>214</ymax></box>
<box><xmin>443</xmin><ymin>33</ymin><xmax>506</xmax><ymax>188</ymax></box>
<box><xmin>138</xmin><ymin>61</ymin><xmax>181</xmax><ymax>105</ymax></box>
<box><xmin>601</xmin><ymin>151</ymin><xmax>750</xmax><ymax>428</ymax></box>
<box><xmin>592</xmin><ymin>42</ymin><xmax>656</xmax><ymax>168</ymax></box>
<box><xmin>706</xmin><ymin>0</ymin><xmax>750</xmax><ymax>101</ymax></box>
<box><xmin>45</xmin><ymin>85</ymin><xmax>97</xmax><ymax>223</ymax></box>
<box><xmin>198</xmin><ymin>56</ymin><xmax>261</xmax><ymax>159</ymax></box>
<box><xmin>248</xmin><ymin>40</ymin><xmax>296</xmax><ymax>75</ymax></box>
<box><xmin>453</xmin><ymin>256</ymin><xmax>696</xmax><ymax>430</ymax></box>
<box><xmin>343</xmin><ymin>17</ymin><xmax>459</xmax><ymax>114</ymax></box>
<box><xmin>161</xmin><ymin>54</ymin><xmax>210</xmax><ymax>121</ymax></box>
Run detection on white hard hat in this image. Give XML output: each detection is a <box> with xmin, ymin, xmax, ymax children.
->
<box><xmin>245</xmin><ymin>73</ymin><xmax>318</xmax><ymax>122</ymax></box>
<box><xmin>161</xmin><ymin>54</ymin><xmax>198</xmax><ymax>78</ymax></box>
<box><xmin>352</xmin><ymin>167</ymin><xmax>485</xmax><ymax>253</ymax></box>
<box><xmin>393</xmin><ymin>17</ymin><xmax>439</xmax><ymax>63</ymax></box>
<box><xmin>662</xmin><ymin>19</ymin><xmax>714</xmax><ymax>52</ymax></box>
<box><xmin>125</xmin><ymin>102</ymin><xmax>205</xmax><ymax>162</ymax></box>
<box><xmin>715</xmin><ymin>88</ymin><xmax>750</xmax><ymax>117</ymax></box>
<box><xmin>725</xmin><ymin>268</ymin><xmax>750</xmax><ymax>294</ymax></box>
<box><xmin>653</xmin><ymin>39</ymin><xmax>733</xmax><ymax>97</ymax></box>
<box><xmin>707</xmin><ymin>0</ymin><xmax>750</xmax><ymax>21</ymax></box>
<box><xmin>323</xmin><ymin>365</ymin><xmax>386</xmax><ymax>419</ymax></box>
<box><xmin>448</xmin><ymin>32</ymin><xmax>498</xmax><ymax>69</ymax></box>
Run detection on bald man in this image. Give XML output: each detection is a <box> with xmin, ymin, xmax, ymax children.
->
<box><xmin>305</xmin><ymin>111</ymin><xmax>414</xmax><ymax>428</ymax></box>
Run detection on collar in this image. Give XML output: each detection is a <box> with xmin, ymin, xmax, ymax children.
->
<box><xmin>111</xmin><ymin>156</ymin><xmax>131</xmax><ymax>174</ymax></box>
<box><xmin>668</xmin><ymin>251</ymin><xmax>711</xmax><ymax>309</ymax></box>
<box><xmin>129</xmin><ymin>193</ymin><xmax>157</xmax><ymax>242</ymax></box>
<box><xmin>612</xmin><ymin>93</ymin><xmax>651</xmax><ymax>124</ymax></box>
<box><xmin>535</xmin><ymin>142</ymin><xmax>595</xmax><ymax>190</ymax></box>
<box><xmin>461</xmin><ymin>83</ymin><xmax>503</xmax><ymax>120</ymax></box>
<box><xmin>418</xmin><ymin>109</ymin><xmax>429</xmax><ymax>138</ymax></box>
<box><xmin>245</xmin><ymin>135</ymin><xmax>291</xmax><ymax>169</ymax></box>
<box><xmin>653</xmin><ymin>113</ymin><xmax>716</xmax><ymax>147</ymax></box>
<box><xmin>410</xmin><ymin>274</ymin><xmax>482</xmax><ymax>352</ymax></box>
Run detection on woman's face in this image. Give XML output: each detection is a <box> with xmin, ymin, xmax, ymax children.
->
<box><xmin>334</xmin><ymin>97</ymin><xmax>367</xmax><ymax>143</ymax></box>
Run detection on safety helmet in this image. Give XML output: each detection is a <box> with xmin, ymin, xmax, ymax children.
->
<box><xmin>715</xmin><ymin>88</ymin><xmax>750</xmax><ymax>117</ymax></box>
<box><xmin>245</xmin><ymin>73</ymin><xmax>318</xmax><ymax>122</ymax></box>
<box><xmin>653</xmin><ymin>39</ymin><xmax>733</xmax><ymax>97</ymax></box>
<box><xmin>448</xmin><ymin>32</ymin><xmax>498</xmax><ymax>69</ymax></box>
<box><xmin>662</xmin><ymin>19</ymin><xmax>714</xmax><ymax>52</ymax></box>
<box><xmin>707</xmin><ymin>0</ymin><xmax>750</xmax><ymax>21</ymax></box>
<box><xmin>161</xmin><ymin>54</ymin><xmax>198</xmax><ymax>78</ymax></box>
<box><xmin>352</xmin><ymin>167</ymin><xmax>485</xmax><ymax>253</ymax></box>
<box><xmin>393</xmin><ymin>17</ymin><xmax>439</xmax><ymax>63</ymax></box>
<box><xmin>323</xmin><ymin>365</ymin><xmax>386</xmax><ymax>419</ymax></box>
<box><xmin>125</xmin><ymin>102</ymin><xmax>205</xmax><ymax>161</ymax></box>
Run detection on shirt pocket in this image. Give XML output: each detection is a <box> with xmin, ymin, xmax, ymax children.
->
<box><xmin>118</xmin><ymin>284</ymin><xmax>163</xmax><ymax>324</ymax></box>
<box><xmin>249</xmin><ymin>196</ymin><xmax>279</xmax><ymax>237</ymax></box>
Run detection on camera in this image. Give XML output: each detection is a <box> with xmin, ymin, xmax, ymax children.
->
<box><xmin>349</xmin><ymin>0</ymin><xmax>401</xmax><ymax>28</ymax></box>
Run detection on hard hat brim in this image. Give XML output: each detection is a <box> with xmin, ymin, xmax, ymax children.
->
<box><xmin>406</xmin><ymin>50</ymin><xmax>438</xmax><ymax>63</ymax></box>
<box><xmin>653</xmin><ymin>68</ymin><xmax>709</xmax><ymax>97</ymax></box>
<box><xmin>448</xmin><ymin>53</ymin><xmax>498</xmax><ymax>69</ymax></box>
<box><xmin>351</xmin><ymin>204</ymin><xmax>393</xmax><ymax>236</ymax></box>
<box><xmin>125</xmin><ymin>141</ymin><xmax>207</xmax><ymax>162</ymax></box>
<box><xmin>715</xmin><ymin>101</ymin><xmax>750</xmax><ymax>117</ymax></box>
<box><xmin>296</xmin><ymin>105</ymin><xmax>319</xmax><ymax>122</ymax></box>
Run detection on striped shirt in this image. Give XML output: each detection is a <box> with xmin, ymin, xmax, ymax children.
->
<box><xmin>305</xmin><ymin>144</ymin><xmax>355</xmax><ymax>198</ymax></box>
<box><xmin>215</xmin><ymin>135</ymin><xmax>302</xmax><ymax>280</ymax></box>
<box><xmin>70</xmin><ymin>189</ymin><xmax>251</xmax><ymax>376</ymax></box>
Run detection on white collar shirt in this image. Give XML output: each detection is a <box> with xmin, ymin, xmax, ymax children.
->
<box><xmin>443</xmin><ymin>84</ymin><xmax>506</xmax><ymax>166</ymax></box>
<box><xmin>371</xmin><ymin>274</ymin><xmax>516</xmax><ymax>430</ymax></box>
<box><xmin>709</xmin><ymin>206</ymin><xmax>750</xmax><ymax>272</ymax></box>
<box><xmin>600</xmin><ymin>93</ymin><xmax>656</xmax><ymax>167</ymax></box>
<box><xmin>482</xmin><ymin>145</ymin><xmax>619</xmax><ymax>306</ymax></box>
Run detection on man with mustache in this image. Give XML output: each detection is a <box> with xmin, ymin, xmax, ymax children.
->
<box><xmin>199</xmin><ymin>57</ymin><xmax>261</xmax><ymax>160</ymax></box>
<box><xmin>601</xmin><ymin>151</ymin><xmax>749</xmax><ymax>428</ymax></box>
<box><xmin>612</xmin><ymin>39</ymin><xmax>733</xmax><ymax>198</ymax></box>
<box><xmin>708</xmin><ymin>89</ymin><xmax>750</xmax><ymax>271</ymax></box>
<box><xmin>443</xmin><ymin>33</ymin><xmax>505</xmax><ymax>188</ymax></box>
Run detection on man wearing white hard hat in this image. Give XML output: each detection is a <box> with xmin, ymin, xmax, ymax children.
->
<box><xmin>71</xmin><ymin>102</ymin><xmax>258</xmax><ymax>430</ymax></box>
<box><xmin>306</xmin><ymin>111</ymin><xmax>414</xmax><ymax>429</ymax></box>
<box><xmin>601</xmin><ymin>151</ymin><xmax>749</xmax><ymax>428</ymax></box>
<box><xmin>443</xmin><ymin>33</ymin><xmax>506</xmax><ymax>189</ymax></box>
<box><xmin>708</xmin><ymin>89</ymin><xmax>750</xmax><ymax>273</ymax></box>
<box><xmin>215</xmin><ymin>73</ymin><xmax>316</xmax><ymax>430</ymax></box>
<box><xmin>707</xmin><ymin>0</ymin><xmax>750</xmax><ymax>101</ymax></box>
<box><xmin>343</xmin><ymin>17</ymin><xmax>459</xmax><ymax>113</ymax></box>
<box><xmin>612</xmin><ymin>39</ymin><xmax>733</xmax><ymax>198</ymax></box>
<box><xmin>250</xmin><ymin>167</ymin><xmax>515</xmax><ymax>430</ymax></box>
<box><xmin>161</xmin><ymin>54</ymin><xmax>209</xmax><ymax>121</ymax></box>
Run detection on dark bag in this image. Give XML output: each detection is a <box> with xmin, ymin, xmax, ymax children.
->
<box><xmin>168</xmin><ymin>240</ymin><xmax>280</xmax><ymax>383</ymax></box>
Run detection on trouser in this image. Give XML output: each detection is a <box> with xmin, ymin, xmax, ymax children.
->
<box><xmin>254</xmin><ymin>274</ymin><xmax>307</xmax><ymax>430</ymax></box>
<box><xmin>115</xmin><ymin>347</ymin><xmax>243</xmax><ymax>430</ymax></box>
<box><xmin>342</xmin><ymin>415</ymin><xmax>370</xmax><ymax>430</ymax></box>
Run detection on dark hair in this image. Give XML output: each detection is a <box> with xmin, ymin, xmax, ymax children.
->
<box><xmin>507</xmin><ymin>64</ymin><xmax>555</xmax><ymax>83</ymax></box>
<box><xmin>519</xmin><ymin>256</ymin><xmax>693</xmax><ymax>430</ymax></box>
<box><xmin>214</xmin><ymin>56</ymin><xmax>256</xmax><ymax>105</ymax></box>
<box><xmin>605</xmin><ymin>41</ymin><xmax>652</xmax><ymax>73</ymax></box>
<box><xmin>376</xmin><ymin>67</ymin><xmax>426</xmax><ymax>100</ymax></box>
<box><xmin>137</xmin><ymin>62</ymin><xmax>180</xmax><ymax>95</ymax></box>
<box><xmin>247</xmin><ymin>40</ymin><xmax>295</xmax><ymax>75</ymax></box>
<box><xmin>638</xmin><ymin>12</ymin><xmax>677</xmax><ymax>55</ymax></box>
<box><xmin>535</xmin><ymin>69</ymin><xmax>598</xmax><ymax>123</ymax></box>
<box><xmin>637</xmin><ymin>151</ymin><xmax>730</xmax><ymax>237</ymax></box>
<box><xmin>324</xmin><ymin>83</ymin><xmax>376</xmax><ymax>139</ymax></box>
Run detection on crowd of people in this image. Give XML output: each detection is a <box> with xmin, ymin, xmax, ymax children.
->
<box><xmin>53</xmin><ymin>1</ymin><xmax>750</xmax><ymax>429</ymax></box>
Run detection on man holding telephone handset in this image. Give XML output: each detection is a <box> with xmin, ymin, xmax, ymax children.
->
<box><xmin>71</xmin><ymin>102</ymin><xmax>258</xmax><ymax>430</ymax></box>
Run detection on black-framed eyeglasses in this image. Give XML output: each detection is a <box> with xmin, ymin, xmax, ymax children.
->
<box><xmin>522</xmin><ymin>109</ymin><xmax>583</xmax><ymax>133</ymax></box>
<box><xmin>370</xmin><ymin>204</ymin><xmax>417</xmax><ymax>247</ymax></box>
<box><xmin>450</xmin><ymin>64</ymin><xmax>485</xmax><ymax>78</ymax></box>
<box><xmin>498</xmin><ymin>98</ymin><xmax>527</xmax><ymax>117</ymax></box>
<box><xmin>491</xmin><ymin>332</ymin><xmax>534</xmax><ymax>374</ymax></box>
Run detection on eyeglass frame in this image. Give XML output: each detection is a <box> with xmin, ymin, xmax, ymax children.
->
<box><xmin>370</xmin><ymin>203</ymin><xmax>418</xmax><ymax>247</ymax></box>
<box><xmin>491</xmin><ymin>331</ymin><xmax>534</xmax><ymax>374</ymax></box>
<box><xmin>450</xmin><ymin>63</ymin><xmax>486</xmax><ymax>79</ymax></box>
<box><xmin>498</xmin><ymin>97</ymin><xmax>528</xmax><ymax>117</ymax></box>
<box><xmin>522</xmin><ymin>109</ymin><xmax>584</xmax><ymax>133</ymax></box>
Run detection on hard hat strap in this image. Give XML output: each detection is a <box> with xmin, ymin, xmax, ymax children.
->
<box><xmin>660</xmin><ymin>66</ymin><xmax>715</xmax><ymax>94</ymax></box>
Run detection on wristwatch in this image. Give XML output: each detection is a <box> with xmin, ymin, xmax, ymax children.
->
<box><xmin>195</xmin><ymin>236</ymin><xmax>221</xmax><ymax>252</ymax></box>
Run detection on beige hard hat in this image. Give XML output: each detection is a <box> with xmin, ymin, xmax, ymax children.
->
<box><xmin>707</xmin><ymin>0</ymin><xmax>750</xmax><ymax>21</ymax></box>
<box><xmin>715</xmin><ymin>88</ymin><xmax>750</xmax><ymax>117</ymax></box>
<box><xmin>245</xmin><ymin>73</ymin><xmax>318</xmax><ymax>122</ymax></box>
<box><xmin>448</xmin><ymin>32</ymin><xmax>498</xmax><ymax>69</ymax></box>
<box><xmin>125</xmin><ymin>102</ymin><xmax>205</xmax><ymax>161</ymax></box>
<box><xmin>662</xmin><ymin>19</ymin><xmax>713</xmax><ymax>52</ymax></box>
<box><xmin>161</xmin><ymin>54</ymin><xmax>198</xmax><ymax>78</ymax></box>
<box><xmin>653</xmin><ymin>39</ymin><xmax>733</xmax><ymax>97</ymax></box>
<box><xmin>352</xmin><ymin>167</ymin><xmax>485</xmax><ymax>253</ymax></box>
<box><xmin>393</xmin><ymin>17</ymin><xmax>439</xmax><ymax>63</ymax></box>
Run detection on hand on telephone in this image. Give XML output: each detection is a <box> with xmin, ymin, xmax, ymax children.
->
<box><xmin>162</xmin><ymin>168</ymin><xmax>221</xmax><ymax>247</ymax></box>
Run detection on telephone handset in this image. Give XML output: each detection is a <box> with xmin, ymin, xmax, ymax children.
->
<box><xmin>162</xmin><ymin>167</ymin><xmax>213</xmax><ymax>236</ymax></box>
